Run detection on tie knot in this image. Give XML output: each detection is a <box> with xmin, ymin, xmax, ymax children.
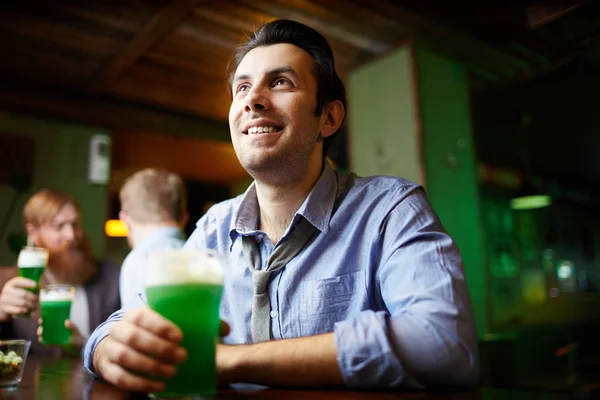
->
<box><xmin>252</xmin><ymin>269</ymin><xmax>272</xmax><ymax>294</ymax></box>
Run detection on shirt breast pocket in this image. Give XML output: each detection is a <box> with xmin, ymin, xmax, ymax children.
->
<box><xmin>299</xmin><ymin>270</ymin><xmax>366</xmax><ymax>336</ymax></box>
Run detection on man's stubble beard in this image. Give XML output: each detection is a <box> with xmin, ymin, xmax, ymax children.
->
<box><xmin>235</xmin><ymin>120</ymin><xmax>322</xmax><ymax>186</ymax></box>
<box><xmin>45</xmin><ymin>237</ymin><xmax>97</xmax><ymax>286</ymax></box>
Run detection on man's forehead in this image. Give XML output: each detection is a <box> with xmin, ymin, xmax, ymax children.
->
<box><xmin>234</xmin><ymin>43</ymin><xmax>312</xmax><ymax>79</ymax></box>
<box><xmin>51</xmin><ymin>204</ymin><xmax>80</xmax><ymax>223</ymax></box>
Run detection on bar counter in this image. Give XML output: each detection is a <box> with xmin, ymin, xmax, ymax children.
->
<box><xmin>2</xmin><ymin>356</ymin><xmax>588</xmax><ymax>399</ymax></box>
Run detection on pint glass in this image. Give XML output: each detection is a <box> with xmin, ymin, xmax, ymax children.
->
<box><xmin>146</xmin><ymin>249</ymin><xmax>224</xmax><ymax>398</ymax></box>
<box><xmin>40</xmin><ymin>285</ymin><xmax>74</xmax><ymax>345</ymax></box>
<box><xmin>16</xmin><ymin>246</ymin><xmax>48</xmax><ymax>318</ymax></box>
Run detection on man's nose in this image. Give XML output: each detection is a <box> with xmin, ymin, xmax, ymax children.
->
<box><xmin>244</xmin><ymin>87</ymin><xmax>271</xmax><ymax>112</ymax></box>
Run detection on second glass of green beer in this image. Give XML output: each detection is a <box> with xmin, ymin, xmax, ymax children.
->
<box><xmin>16</xmin><ymin>246</ymin><xmax>48</xmax><ymax>318</ymax></box>
<box><xmin>40</xmin><ymin>284</ymin><xmax>74</xmax><ymax>345</ymax></box>
<box><xmin>146</xmin><ymin>248</ymin><xmax>224</xmax><ymax>399</ymax></box>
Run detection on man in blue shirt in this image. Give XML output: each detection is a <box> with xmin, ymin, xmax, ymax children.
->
<box><xmin>85</xmin><ymin>19</ymin><xmax>479</xmax><ymax>391</ymax></box>
<box><xmin>118</xmin><ymin>168</ymin><xmax>188</xmax><ymax>306</ymax></box>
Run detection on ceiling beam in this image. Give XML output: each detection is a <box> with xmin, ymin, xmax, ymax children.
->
<box><xmin>351</xmin><ymin>0</ymin><xmax>531</xmax><ymax>77</ymax></box>
<box><xmin>88</xmin><ymin>0</ymin><xmax>200</xmax><ymax>92</ymax></box>
<box><xmin>527</xmin><ymin>0</ymin><xmax>589</xmax><ymax>29</ymax></box>
<box><xmin>0</xmin><ymin>80</ymin><xmax>231</xmax><ymax>142</ymax></box>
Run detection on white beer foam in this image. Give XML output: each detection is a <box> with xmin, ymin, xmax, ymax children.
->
<box><xmin>40</xmin><ymin>289</ymin><xmax>72</xmax><ymax>302</ymax></box>
<box><xmin>146</xmin><ymin>248</ymin><xmax>223</xmax><ymax>287</ymax></box>
<box><xmin>17</xmin><ymin>247</ymin><xmax>48</xmax><ymax>268</ymax></box>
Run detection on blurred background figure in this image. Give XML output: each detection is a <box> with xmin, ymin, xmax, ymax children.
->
<box><xmin>118</xmin><ymin>168</ymin><xmax>188</xmax><ymax>306</ymax></box>
<box><xmin>0</xmin><ymin>189</ymin><xmax>121</xmax><ymax>356</ymax></box>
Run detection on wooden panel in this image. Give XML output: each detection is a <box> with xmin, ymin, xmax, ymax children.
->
<box><xmin>111</xmin><ymin>131</ymin><xmax>248</xmax><ymax>188</ymax></box>
<box><xmin>0</xmin><ymin>134</ymin><xmax>35</xmax><ymax>185</ymax></box>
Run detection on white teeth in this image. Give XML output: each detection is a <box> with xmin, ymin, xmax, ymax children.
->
<box><xmin>248</xmin><ymin>126</ymin><xmax>277</xmax><ymax>134</ymax></box>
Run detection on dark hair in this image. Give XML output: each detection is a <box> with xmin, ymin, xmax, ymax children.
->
<box><xmin>231</xmin><ymin>20</ymin><xmax>346</xmax><ymax>158</ymax></box>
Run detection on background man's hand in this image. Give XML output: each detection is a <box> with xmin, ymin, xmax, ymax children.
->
<box><xmin>92</xmin><ymin>307</ymin><xmax>187</xmax><ymax>393</ymax></box>
<box><xmin>36</xmin><ymin>318</ymin><xmax>86</xmax><ymax>356</ymax></box>
<box><xmin>65</xmin><ymin>319</ymin><xmax>85</xmax><ymax>349</ymax></box>
<box><xmin>0</xmin><ymin>277</ymin><xmax>38</xmax><ymax>321</ymax></box>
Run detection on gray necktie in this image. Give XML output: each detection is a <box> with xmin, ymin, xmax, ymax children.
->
<box><xmin>242</xmin><ymin>217</ymin><xmax>318</xmax><ymax>342</ymax></box>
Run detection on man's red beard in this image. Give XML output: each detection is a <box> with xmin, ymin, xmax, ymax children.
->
<box><xmin>43</xmin><ymin>237</ymin><xmax>97</xmax><ymax>286</ymax></box>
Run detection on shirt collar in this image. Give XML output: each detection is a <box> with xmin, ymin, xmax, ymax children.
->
<box><xmin>229</xmin><ymin>161</ymin><xmax>338</xmax><ymax>245</ymax></box>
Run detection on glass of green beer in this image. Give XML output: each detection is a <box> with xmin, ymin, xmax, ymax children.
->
<box><xmin>16</xmin><ymin>246</ymin><xmax>48</xmax><ymax>318</ymax></box>
<box><xmin>40</xmin><ymin>285</ymin><xmax>74</xmax><ymax>345</ymax></box>
<box><xmin>145</xmin><ymin>248</ymin><xmax>224</xmax><ymax>399</ymax></box>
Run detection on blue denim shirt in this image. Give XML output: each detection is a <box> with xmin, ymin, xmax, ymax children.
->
<box><xmin>119</xmin><ymin>227</ymin><xmax>185</xmax><ymax>306</ymax></box>
<box><xmin>84</xmin><ymin>163</ymin><xmax>479</xmax><ymax>388</ymax></box>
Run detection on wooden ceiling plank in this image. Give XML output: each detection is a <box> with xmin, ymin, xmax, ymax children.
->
<box><xmin>193</xmin><ymin>4</ymin><xmax>275</xmax><ymax>33</ymax></box>
<box><xmin>88</xmin><ymin>0</ymin><xmax>201</xmax><ymax>92</ymax></box>
<box><xmin>0</xmin><ymin>13</ymin><xmax>123</xmax><ymax>58</ymax></box>
<box><xmin>0</xmin><ymin>79</ymin><xmax>231</xmax><ymax>142</ymax></box>
<box><xmin>143</xmin><ymin>51</ymin><xmax>229</xmax><ymax>79</ymax></box>
<box><xmin>527</xmin><ymin>0</ymin><xmax>590</xmax><ymax>29</ymax></box>
<box><xmin>242</xmin><ymin>0</ymin><xmax>392</xmax><ymax>54</ymax></box>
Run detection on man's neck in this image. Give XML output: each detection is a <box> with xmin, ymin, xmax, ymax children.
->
<box><xmin>129</xmin><ymin>222</ymin><xmax>179</xmax><ymax>248</ymax></box>
<box><xmin>255</xmin><ymin>159</ymin><xmax>324</xmax><ymax>244</ymax></box>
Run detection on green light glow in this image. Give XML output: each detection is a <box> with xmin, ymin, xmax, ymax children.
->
<box><xmin>509</xmin><ymin>195</ymin><xmax>551</xmax><ymax>210</ymax></box>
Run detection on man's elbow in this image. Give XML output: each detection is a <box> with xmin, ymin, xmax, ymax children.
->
<box><xmin>415</xmin><ymin>344</ymin><xmax>480</xmax><ymax>388</ymax></box>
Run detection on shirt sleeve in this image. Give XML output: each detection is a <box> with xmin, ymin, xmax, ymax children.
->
<box><xmin>334</xmin><ymin>189</ymin><xmax>479</xmax><ymax>389</ymax></box>
<box><xmin>84</xmin><ymin>294</ymin><xmax>146</xmax><ymax>378</ymax></box>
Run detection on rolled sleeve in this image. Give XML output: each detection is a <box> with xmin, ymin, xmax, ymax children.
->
<box><xmin>83</xmin><ymin>311</ymin><xmax>121</xmax><ymax>377</ymax></box>
<box><xmin>84</xmin><ymin>294</ymin><xmax>146</xmax><ymax>377</ymax></box>
<box><xmin>334</xmin><ymin>310</ymin><xmax>408</xmax><ymax>389</ymax></box>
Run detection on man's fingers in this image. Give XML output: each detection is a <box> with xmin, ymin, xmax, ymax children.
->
<box><xmin>9</xmin><ymin>277</ymin><xmax>37</xmax><ymax>289</ymax></box>
<box><xmin>105</xmin><ymin>339</ymin><xmax>178</xmax><ymax>379</ymax></box>
<box><xmin>111</xmin><ymin>321</ymin><xmax>186</xmax><ymax>364</ymax></box>
<box><xmin>123</xmin><ymin>308</ymin><xmax>183</xmax><ymax>343</ymax></box>
<box><xmin>4</xmin><ymin>288</ymin><xmax>37</xmax><ymax>308</ymax></box>
<box><xmin>99</xmin><ymin>359</ymin><xmax>165</xmax><ymax>394</ymax></box>
<box><xmin>2</xmin><ymin>305</ymin><xmax>27</xmax><ymax>316</ymax></box>
<box><xmin>64</xmin><ymin>319</ymin><xmax>80</xmax><ymax>332</ymax></box>
<box><xmin>220</xmin><ymin>320</ymin><xmax>230</xmax><ymax>337</ymax></box>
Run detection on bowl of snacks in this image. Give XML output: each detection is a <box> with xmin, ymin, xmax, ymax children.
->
<box><xmin>0</xmin><ymin>340</ymin><xmax>30</xmax><ymax>389</ymax></box>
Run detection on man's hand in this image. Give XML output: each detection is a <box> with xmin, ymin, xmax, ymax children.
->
<box><xmin>0</xmin><ymin>277</ymin><xmax>38</xmax><ymax>321</ymax></box>
<box><xmin>36</xmin><ymin>319</ymin><xmax>86</xmax><ymax>356</ymax></box>
<box><xmin>65</xmin><ymin>319</ymin><xmax>85</xmax><ymax>349</ymax></box>
<box><xmin>92</xmin><ymin>307</ymin><xmax>187</xmax><ymax>393</ymax></box>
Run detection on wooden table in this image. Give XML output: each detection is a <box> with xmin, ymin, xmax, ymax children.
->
<box><xmin>1</xmin><ymin>356</ymin><xmax>586</xmax><ymax>400</ymax></box>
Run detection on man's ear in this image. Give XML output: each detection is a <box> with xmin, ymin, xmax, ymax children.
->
<box><xmin>180</xmin><ymin>210</ymin><xmax>190</xmax><ymax>230</ymax></box>
<box><xmin>319</xmin><ymin>100</ymin><xmax>345</xmax><ymax>139</ymax></box>
<box><xmin>119</xmin><ymin>210</ymin><xmax>131</xmax><ymax>228</ymax></box>
<box><xmin>25</xmin><ymin>223</ymin><xmax>39</xmax><ymax>246</ymax></box>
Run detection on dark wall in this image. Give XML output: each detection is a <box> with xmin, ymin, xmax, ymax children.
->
<box><xmin>472</xmin><ymin>62</ymin><xmax>600</xmax><ymax>188</ymax></box>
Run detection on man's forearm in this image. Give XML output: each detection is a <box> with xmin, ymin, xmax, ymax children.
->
<box><xmin>218</xmin><ymin>332</ymin><xmax>345</xmax><ymax>388</ymax></box>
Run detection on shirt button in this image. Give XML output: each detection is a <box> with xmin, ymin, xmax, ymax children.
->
<box><xmin>270</xmin><ymin>310</ymin><xmax>278</xmax><ymax>318</ymax></box>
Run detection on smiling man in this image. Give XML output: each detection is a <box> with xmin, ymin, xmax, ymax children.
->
<box><xmin>84</xmin><ymin>20</ymin><xmax>479</xmax><ymax>391</ymax></box>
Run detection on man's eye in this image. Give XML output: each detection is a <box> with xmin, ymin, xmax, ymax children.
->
<box><xmin>236</xmin><ymin>84</ymin><xmax>250</xmax><ymax>93</ymax></box>
<box><xmin>274</xmin><ymin>79</ymin><xmax>288</xmax><ymax>86</ymax></box>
